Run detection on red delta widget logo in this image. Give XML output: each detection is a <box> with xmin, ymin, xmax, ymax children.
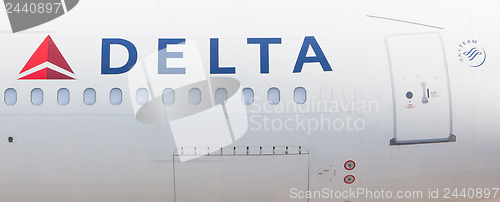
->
<box><xmin>18</xmin><ymin>35</ymin><xmax>75</xmax><ymax>80</ymax></box>
<box><xmin>17</xmin><ymin>35</ymin><xmax>334</xmax><ymax>80</ymax></box>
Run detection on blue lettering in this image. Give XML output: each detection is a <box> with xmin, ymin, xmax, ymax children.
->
<box><xmin>210</xmin><ymin>38</ymin><xmax>236</xmax><ymax>74</ymax></box>
<box><xmin>158</xmin><ymin>38</ymin><xmax>186</xmax><ymax>74</ymax></box>
<box><xmin>293</xmin><ymin>36</ymin><xmax>332</xmax><ymax>73</ymax></box>
<box><xmin>101</xmin><ymin>38</ymin><xmax>138</xmax><ymax>74</ymax></box>
<box><xmin>247</xmin><ymin>38</ymin><xmax>282</xmax><ymax>74</ymax></box>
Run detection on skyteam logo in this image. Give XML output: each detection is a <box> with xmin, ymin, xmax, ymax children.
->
<box><xmin>458</xmin><ymin>40</ymin><xmax>486</xmax><ymax>68</ymax></box>
<box><xmin>18</xmin><ymin>35</ymin><xmax>75</xmax><ymax>80</ymax></box>
<box><xmin>4</xmin><ymin>0</ymin><xmax>79</xmax><ymax>33</ymax></box>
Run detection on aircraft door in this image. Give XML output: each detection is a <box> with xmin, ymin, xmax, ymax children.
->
<box><xmin>386</xmin><ymin>33</ymin><xmax>455</xmax><ymax>145</ymax></box>
<box><xmin>173</xmin><ymin>146</ymin><xmax>309</xmax><ymax>202</ymax></box>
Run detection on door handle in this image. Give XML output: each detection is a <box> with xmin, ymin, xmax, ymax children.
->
<box><xmin>421</xmin><ymin>82</ymin><xmax>429</xmax><ymax>104</ymax></box>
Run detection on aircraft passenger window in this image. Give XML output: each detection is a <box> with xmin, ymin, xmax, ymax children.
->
<box><xmin>242</xmin><ymin>88</ymin><xmax>254</xmax><ymax>105</ymax></box>
<box><xmin>110</xmin><ymin>88</ymin><xmax>122</xmax><ymax>105</ymax></box>
<box><xmin>215</xmin><ymin>88</ymin><xmax>228</xmax><ymax>104</ymax></box>
<box><xmin>4</xmin><ymin>88</ymin><xmax>17</xmax><ymax>106</ymax></box>
<box><xmin>57</xmin><ymin>88</ymin><xmax>70</xmax><ymax>105</ymax></box>
<box><xmin>268</xmin><ymin>87</ymin><xmax>280</xmax><ymax>105</ymax></box>
<box><xmin>294</xmin><ymin>87</ymin><xmax>307</xmax><ymax>104</ymax></box>
<box><xmin>83</xmin><ymin>88</ymin><xmax>96</xmax><ymax>105</ymax></box>
<box><xmin>31</xmin><ymin>88</ymin><xmax>43</xmax><ymax>106</ymax></box>
<box><xmin>162</xmin><ymin>88</ymin><xmax>175</xmax><ymax>105</ymax></box>
<box><xmin>136</xmin><ymin>88</ymin><xmax>149</xmax><ymax>105</ymax></box>
<box><xmin>189</xmin><ymin>88</ymin><xmax>201</xmax><ymax>105</ymax></box>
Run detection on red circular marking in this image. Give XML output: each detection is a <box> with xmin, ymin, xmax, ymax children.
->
<box><xmin>344</xmin><ymin>175</ymin><xmax>355</xmax><ymax>184</ymax></box>
<box><xmin>344</xmin><ymin>160</ymin><xmax>356</xmax><ymax>170</ymax></box>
